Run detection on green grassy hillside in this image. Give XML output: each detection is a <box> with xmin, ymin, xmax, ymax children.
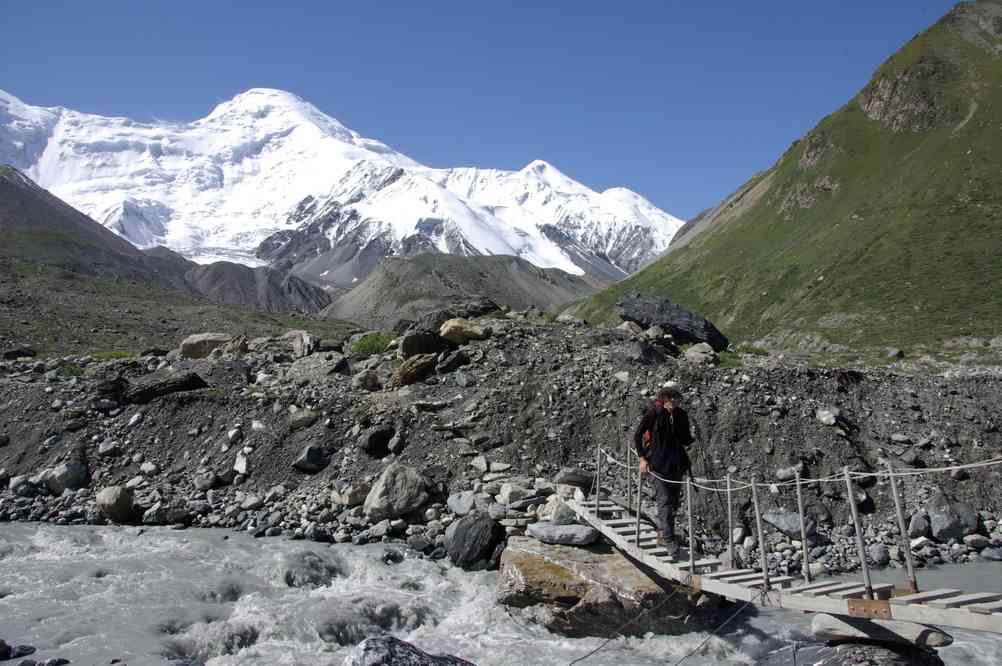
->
<box><xmin>574</xmin><ymin>1</ymin><xmax>1002</xmax><ymax>355</ymax></box>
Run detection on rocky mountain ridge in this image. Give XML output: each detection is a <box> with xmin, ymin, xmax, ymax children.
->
<box><xmin>0</xmin><ymin>87</ymin><xmax>683</xmax><ymax>283</ymax></box>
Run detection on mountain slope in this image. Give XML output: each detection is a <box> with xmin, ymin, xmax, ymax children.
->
<box><xmin>322</xmin><ymin>253</ymin><xmax>597</xmax><ymax>329</ymax></box>
<box><xmin>572</xmin><ymin>0</ymin><xmax>1002</xmax><ymax>353</ymax></box>
<box><xmin>0</xmin><ymin>167</ymin><xmax>331</xmax><ymax>316</ymax></box>
<box><xmin>0</xmin><ymin>88</ymin><xmax>683</xmax><ymax>282</ymax></box>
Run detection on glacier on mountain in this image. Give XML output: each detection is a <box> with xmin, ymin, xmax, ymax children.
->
<box><xmin>0</xmin><ymin>87</ymin><xmax>683</xmax><ymax>278</ymax></box>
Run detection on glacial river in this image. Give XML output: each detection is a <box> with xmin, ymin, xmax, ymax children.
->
<box><xmin>0</xmin><ymin>525</ymin><xmax>998</xmax><ymax>665</ymax></box>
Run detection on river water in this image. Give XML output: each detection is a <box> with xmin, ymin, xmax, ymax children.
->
<box><xmin>0</xmin><ymin>524</ymin><xmax>999</xmax><ymax>665</ymax></box>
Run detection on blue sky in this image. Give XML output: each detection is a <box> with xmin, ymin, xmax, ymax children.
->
<box><xmin>2</xmin><ymin>1</ymin><xmax>955</xmax><ymax>219</ymax></box>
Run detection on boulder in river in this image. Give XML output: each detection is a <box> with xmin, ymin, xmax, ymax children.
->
<box><xmin>811</xmin><ymin>612</ymin><xmax>953</xmax><ymax>648</ymax></box>
<box><xmin>344</xmin><ymin>636</ymin><xmax>475</xmax><ymax>665</ymax></box>
<box><xmin>497</xmin><ymin>536</ymin><xmax>717</xmax><ymax>637</ymax></box>
<box><xmin>363</xmin><ymin>463</ymin><xmax>429</xmax><ymax>521</ymax></box>
<box><xmin>96</xmin><ymin>485</ymin><xmax>134</xmax><ymax>523</ymax></box>
<box><xmin>615</xmin><ymin>294</ymin><xmax>729</xmax><ymax>351</ymax></box>
<box><xmin>445</xmin><ymin>510</ymin><xmax>504</xmax><ymax>570</ymax></box>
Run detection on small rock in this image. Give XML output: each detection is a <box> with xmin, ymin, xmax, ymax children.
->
<box><xmin>292</xmin><ymin>445</ymin><xmax>328</xmax><ymax>473</ymax></box>
<box><xmin>527</xmin><ymin>522</ymin><xmax>600</xmax><ymax>546</ymax></box>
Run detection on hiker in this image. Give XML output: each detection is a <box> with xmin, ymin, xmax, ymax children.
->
<box><xmin>634</xmin><ymin>386</ymin><xmax>694</xmax><ymax>558</ymax></box>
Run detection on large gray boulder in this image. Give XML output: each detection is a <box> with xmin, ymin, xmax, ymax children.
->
<box><xmin>764</xmin><ymin>507</ymin><xmax>816</xmax><ymax>539</ymax></box>
<box><xmin>615</xmin><ymin>294</ymin><xmax>729</xmax><ymax>351</ymax></box>
<box><xmin>399</xmin><ymin>331</ymin><xmax>452</xmax><ymax>359</ymax></box>
<box><xmin>292</xmin><ymin>445</ymin><xmax>328</xmax><ymax>473</ymax></box>
<box><xmin>527</xmin><ymin>522</ymin><xmax>599</xmax><ymax>546</ymax></box>
<box><xmin>445</xmin><ymin>510</ymin><xmax>504</xmax><ymax>570</ymax></box>
<box><xmin>44</xmin><ymin>462</ymin><xmax>89</xmax><ymax>494</ymax></box>
<box><xmin>446</xmin><ymin>491</ymin><xmax>478</xmax><ymax>516</ymax></box>
<box><xmin>811</xmin><ymin>612</ymin><xmax>953</xmax><ymax>648</ymax></box>
<box><xmin>96</xmin><ymin>485</ymin><xmax>134</xmax><ymax>523</ymax></box>
<box><xmin>926</xmin><ymin>493</ymin><xmax>978</xmax><ymax>541</ymax></box>
<box><xmin>178</xmin><ymin>332</ymin><xmax>231</xmax><ymax>359</ymax></box>
<box><xmin>363</xmin><ymin>464</ymin><xmax>429</xmax><ymax>521</ymax></box>
<box><xmin>344</xmin><ymin>636</ymin><xmax>475</xmax><ymax>666</ymax></box>
<box><xmin>553</xmin><ymin>467</ymin><xmax>594</xmax><ymax>489</ymax></box>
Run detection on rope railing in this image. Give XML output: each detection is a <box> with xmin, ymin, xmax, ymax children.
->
<box><xmin>598</xmin><ymin>447</ymin><xmax>1002</xmax><ymax>491</ymax></box>
<box><xmin>589</xmin><ymin>443</ymin><xmax>1002</xmax><ymax>607</ymax></box>
<box><xmin>573</xmin><ymin>442</ymin><xmax>1002</xmax><ymax>665</ymax></box>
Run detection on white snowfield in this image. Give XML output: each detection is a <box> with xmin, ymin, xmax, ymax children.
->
<box><xmin>0</xmin><ymin>87</ymin><xmax>683</xmax><ymax>275</ymax></box>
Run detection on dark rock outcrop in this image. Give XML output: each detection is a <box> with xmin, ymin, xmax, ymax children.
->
<box><xmin>616</xmin><ymin>294</ymin><xmax>729</xmax><ymax>351</ymax></box>
<box><xmin>444</xmin><ymin>510</ymin><xmax>505</xmax><ymax>570</ymax></box>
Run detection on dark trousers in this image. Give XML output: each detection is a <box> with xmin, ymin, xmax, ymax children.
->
<box><xmin>652</xmin><ymin>474</ymin><xmax>681</xmax><ymax>539</ymax></box>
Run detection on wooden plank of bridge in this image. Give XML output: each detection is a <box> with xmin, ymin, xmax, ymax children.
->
<box><xmin>968</xmin><ymin>601</ymin><xmax>1002</xmax><ymax>615</ymax></box>
<box><xmin>800</xmin><ymin>582</ymin><xmax>865</xmax><ymax>597</ymax></box>
<box><xmin>677</xmin><ymin>558</ymin><xmax>723</xmax><ymax>572</ymax></box>
<box><xmin>889</xmin><ymin>589</ymin><xmax>963</xmax><ymax>606</ymax></box>
<box><xmin>788</xmin><ymin>579</ymin><xmax>845</xmax><ymax>594</ymax></box>
<box><xmin>704</xmin><ymin>568</ymin><xmax>755</xmax><ymax>580</ymax></box>
<box><xmin>926</xmin><ymin>592</ymin><xmax>1002</xmax><ymax>609</ymax></box>
<box><xmin>746</xmin><ymin>576</ymin><xmax>795</xmax><ymax>589</ymax></box>
<box><xmin>828</xmin><ymin>583</ymin><xmax>895</xmax><ymax>600</ymax></box>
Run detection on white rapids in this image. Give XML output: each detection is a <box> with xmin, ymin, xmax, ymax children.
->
<box><xmin>0</xmin><ymin>524</ymin><xmax>998</xmax><ymax>665</ymax></box>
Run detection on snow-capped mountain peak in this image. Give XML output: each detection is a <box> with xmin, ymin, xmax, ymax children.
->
<box><xmin>0</xmin><ymin>87</ymin><xmax>683</xmax><ymax>279</ymax></box>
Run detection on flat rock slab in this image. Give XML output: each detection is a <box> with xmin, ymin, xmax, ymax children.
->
<box><xmin>497</xmin><ymin>536</ymin><xmax>714</xmax><ymax>637</ymax></box>
<box><xmin>527</xmin><ymin>522</ymin><xmax>599</xmax><ymax>546</ymax></box>
<box><xmin>811</xmin><ymin>612</ymin><xmax>953</xmax><ymax>648</ymax></box>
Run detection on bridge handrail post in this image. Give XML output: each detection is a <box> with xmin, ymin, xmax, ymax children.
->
<box><xmin>795</xmin><ymin>470</ymin><xmax>812</xmax><ymax>584</ymax></box>
<box><xmin>595</xmin><ymin>441</ymin><xmax>602</xmax><ymax>510</ymax></box>
<box><xmin>726</xmin><ymin>474</ymin><xmax>735</xmax><ymax>569</ymax></box>
<box><xmin>687</xmin><ymin>478</ymin><xmax>696</xmax><ymax>577</ymax></box>
<box><xmin>887</xmin><ymin>462</ymin><xmax>920</xmax><ymax>593</ymax></box>
<box><xmin>627</xmin><ymin>447</ymin><xmax>633</xmax><ymax>515</ymax></box>
<box><xmin>751</xmin><ymin>479</ymin><xmax>771</xmax><ymax>592</ymax></box>
<box><xmin>635</xmin><ymin>456</ymin><xmax>642</xmax><ymax>545</ymax></box>
<box><xmin>844</xmin><ymin>466</ymin><xmax>874</xmax><ymax>600</ymax></box>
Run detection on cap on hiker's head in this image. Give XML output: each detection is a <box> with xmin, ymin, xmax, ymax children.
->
<box><xmin>658</xmin><ymin>386</ymin><xmax>682</xmax><ymax>401</ymax></box>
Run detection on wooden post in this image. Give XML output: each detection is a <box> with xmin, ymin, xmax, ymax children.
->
<box><xmin>751</xmin><ymin>480</ymin><xmax>770</xmax><ymax>591</ymax></box>
<box><xmin>726</xmin><ymin>474</ymin><xmax>735</xmax><ymax>570</ymax></box>
<box><xmin>595</xmin><ymin>444</ymin><xmax>602</xmax><ymax>511</ymax></box>
<box><xmin>795</xmin><ymin>470</ymin><xmax>812</xmax><ymax>584</ymax></box>
<box><xmin>844</xmin><ymin>466</ymin><xmax>874</xmax><ymax>600</ymax></box>
<box><xmin>626</xmin><ymin>448</ymin><xmax>633</xmax><ymax>516</ymax></box>
<box><xmin>635</xmin><ymin>459</ymin><xmax>642</xmax><ymax>545</ymax></box>
<box><xmin>687</xmin><ymin>478</ymin><xmax>697</xmax><ymax>576</ymax></box>
<box><xmin>887</xmin><ymin>462</ymin><xmax>919</xmax><ymax>594</ymax></box>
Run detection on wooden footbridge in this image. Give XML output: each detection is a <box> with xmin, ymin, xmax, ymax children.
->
<box><xmin>565</xmin><ymin>448</ymin><xmax>1002</xmax><ymax>636</ymax></box>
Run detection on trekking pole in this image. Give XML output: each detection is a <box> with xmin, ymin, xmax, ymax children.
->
<box><xmin>844</xmin><ymin>466</ymin><xmax>873</xmax><ymax>600</ymax></box>
<box><xmin>795</xmin><ymin>470</ymin><xmax>811</xmax><ymax>584</ymax></box>
<box><xmin>887</xmin><ymin>462</ymin><xmax>919</xmax><ymax>593</ymax></box>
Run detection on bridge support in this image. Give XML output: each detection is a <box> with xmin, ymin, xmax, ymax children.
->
<box><xmin>726</xmin><ymin>474</ymin><xmax>735</xmax><ymax>569</ymax></box>
<box><xmin>795</xmin><ymin>470</ymin><xmax>812</xmax><ymax>584</ymax></box>
<box><xmin>887</xmin><ymin>462</ymin><xmax>920</xmax><ymax>594</ymax></box>
<box><xmin>751</xmin><ymin>480</ymin><xmax>770</xmax><ymax>591</ymax></box>
<box><xmin>844</xmin><ymin>466</ymin><xmax>874</xmax><ymax>600</ymax></box>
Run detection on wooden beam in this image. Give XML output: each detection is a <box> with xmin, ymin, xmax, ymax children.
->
<box><xmin>801</xmin><ymin>582</ymin><xmax>866</xmax><ymax>597</ymax></box>
<box><xmin>828</xmin><ymin>583</ymin><xmax>896</xmax><ymax>600</ymax></box>
<box><xmin>889</xmin><ymin>589</ymin><xmax>962</xmax><ymax>606</ymax></box>
<box><xmin>927</xmin><ymin>592</ymin><xmax>1002</xmax><ymax>609</ymax></box>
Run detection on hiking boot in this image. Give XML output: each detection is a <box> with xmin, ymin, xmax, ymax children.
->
<box><xmin>656</xmin><ymin>531</ymin><xmax>667</xmax><ymax>547</ymax></box>
<box><xmin>663</xmin><ymin>537</ymin><xmax>680</xmax><ymax>561</ymax></box>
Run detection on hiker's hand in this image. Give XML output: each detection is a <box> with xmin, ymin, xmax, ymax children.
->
<box><xmin>639</xmin><ymin>458</ymin><xmax>649</xmax><ymax>474</ymax></box>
